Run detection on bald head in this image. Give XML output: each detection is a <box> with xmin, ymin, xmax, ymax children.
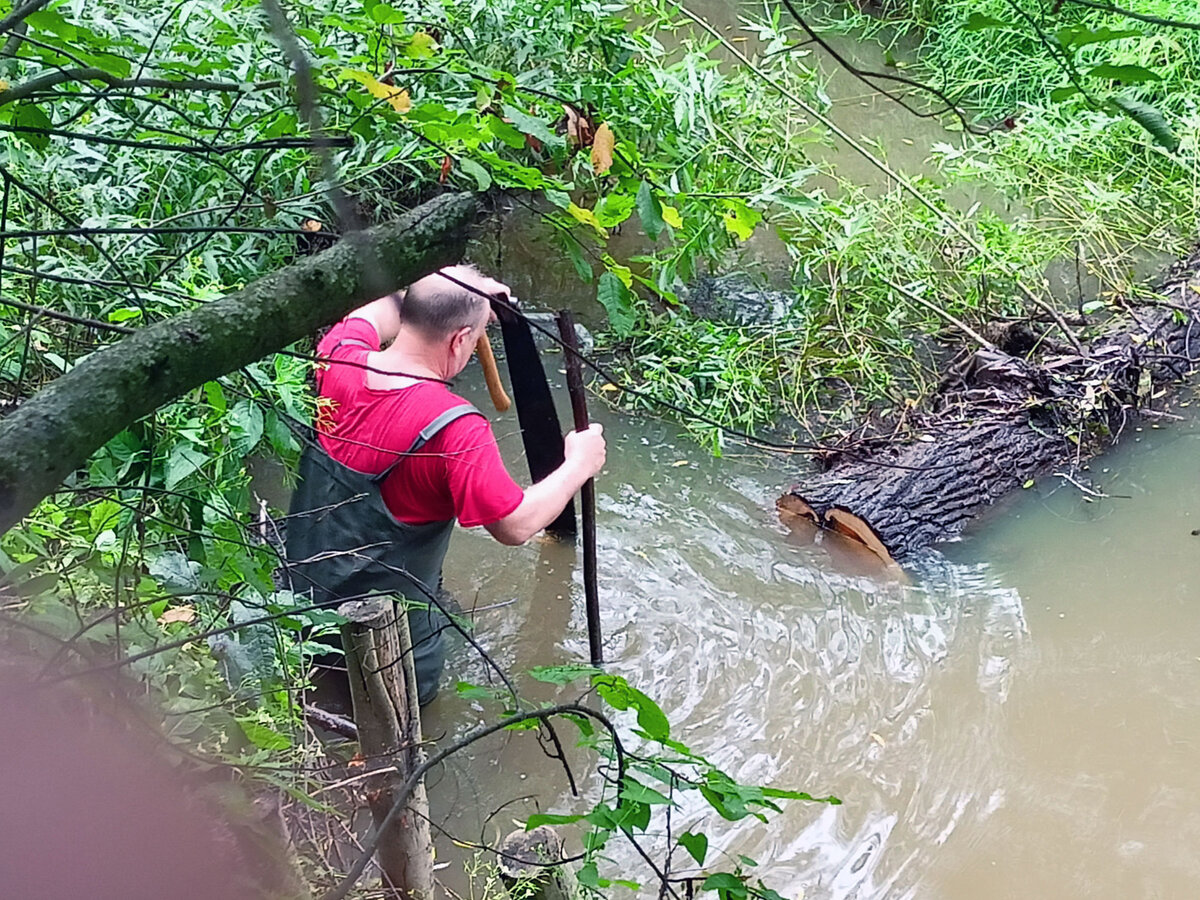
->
<box><xmin>398</xmin><ymin>264</ymin><xmax>490</xmax><ymax>340</ymax></box>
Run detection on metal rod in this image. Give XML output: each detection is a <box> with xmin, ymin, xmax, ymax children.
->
<box><xmin>556</xmin><ymin>309</ymin><xmax>602</xmax><ymax>665</ymax></box>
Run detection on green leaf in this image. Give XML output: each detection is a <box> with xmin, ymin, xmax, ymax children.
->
<box><xmin>459</xmin><ymin>157</ymin><xmax>492</xmax><ymax>191</ymax></box>
<box><xmin>236</xmin><ymin>718</ymin><xmax>291</xmax><ymax>750</ymax></box>
<box><xmin>1049</xmin><ymin>85</ymin><xmax>1081</xmax><ymax>103</ymax></box>
<box><xmin>562</xmin><ymin>235</ymin><xmax>594</xmax><ymax>284</ymax></box>
<box><xmin>963</xmin><ymin>13</ymin><xmax>1009</xmax><ymax>30</ymax></box>
<box><xmin>204</xmin><ymin>382</ymin><xmax>227</xmax><ymax>415</ymax></box>
<box><xmin>164</xmin><ymin>443</ymin><xmax>207</xmax><ymax>489</ymax></box>
<box><xmin>485</xmin><ymin>115</ymin><xmax>526</xmax><ymax>150</ymax></box>
<box><xmin>9</xmin><ymin>571</ymin><xmax>59</xmax><ymax>597</ymax></box>
<box><xmin>591</xmin><ymin>673</ymin><xmax>669</xmax><ymax>740</ymax></box>
<box><xmin>593</xmin><ymin>192</ymin><xmax>636</xmax><ymax>228</ymax></box>
<box><xmin>760</xmin><ymin>786</ymin><xmax>841</xmax><ymax>805</ymax></box>
<box><xmin>620</xmin><ymin>776</ymin><xmax>673</xmax><ymax>806</ymax></box>
<box><xmin>721</xmin><ymin>199</ymin><xmax>761</xmax><ymax>241</ymax></box>
<box><xmin>24</xmin><ymin>10</ymin><xmax>78</xmax><ymax>40</ymax></box>
<box><xmin>404</xmin><ymin>31</ymin><xmax>437</xmax><ymax>59</ymax></box>
<box><xmin>1109</xmin><ymin>95</ymin><xmax>1180</xmax><ymax>152</ymax></box>
<box><xmin>614</xmin><ymin>799</ymin><xmax>652</xmax><ymax>831</ymax></box>
<box><xmin>561</xmin><ymin>711</ymin><xmax>595</xmax><ymax>737</ymax></box>
<box><xmin>1056</xmin><ymin>25</ymin><xmax>1140</xmax><ymax>51</ymax></box>
<box><xmin>525</xmin><ymin>812</ymin><xmax>585</xmax><ymax>829</ymax></box>
<box><xmin>107</xmin><ymin>307</ymin><xmax>143</xmax><ymax>323</ymax></box>
<box><xmin>13</xmin><ymin>105</ymin><xmax>51</xmax><ymax>151</ymax></box>
<box><xmin>544</xmin><ymin>189</ymin><xmax>572</xmax><ymax>209</ymax></box>
<box><xmin>595</xmin><ymin>271</ymin><xmax>636</xmax><ymax>337</ymax></box>
<box><xmin>566</xmin><ymin>201</ymin><xmax>607</xmax><ymax>236</ymax></box>
<box><xmin>1087</xmin><ymin>64</ymin><xmax>1160</xmax><ymax>84</ymax></box>
<box><xmin>454</xmin><ymin>680</ymin><xmax>505</xmax><ymax>702</ymax></box>
<box><xmin>229</xmin><ymin>400</ymin><xmax>264</xmax><ymax>457</ymax></box>
<box><xmin>661</xmin><ymin>205</ymin><xmax>683</xmax><ymax>229</ymax></box>
<box><xmin>636</xmin><ymin>181</ymin><xmax>666</xmax><ymax>241</ymax></box>
<box><xmin>529</xmin><ymin>663</ymin><xmax>601</xmax><ymax>685</ymax></box>
<box><xmin>501</xmin><ymin>104</ymin><xmax>559</xmax><ymax>147</ymax></box>
<box><xmin>701</xmin><ymin>872</ymin><xmax>748</xmax><ymax>899</ymax></box>
<box><xmin>148</xmin><ymin>551</ymin><xmax>202</xmax><ymax>591</ymax></box>
<box><xmin>365</xmin><ymin>0</ymin><xmax>406</xmax><ymax>24</ymax></box>
<box><xmin>679</xmin><ymin>831</ymin><xmax>708</xmax><ymax>865</ymax></box>
<box><xmin>577</xmin><ymin>861</ymin><xmax>600</xmax><ymax>888</ymax></box>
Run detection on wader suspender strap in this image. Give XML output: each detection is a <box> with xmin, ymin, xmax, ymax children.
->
<box><xmin>370</xmin><ymin>403</ymin><xmax>481</xmax><ymax>485</ymax></box>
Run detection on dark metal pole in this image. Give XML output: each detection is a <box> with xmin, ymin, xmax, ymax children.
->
<box><xmin>556</xmin><ymin>309</ymin><xmax>602</xmax><ymax>665</ymax></box>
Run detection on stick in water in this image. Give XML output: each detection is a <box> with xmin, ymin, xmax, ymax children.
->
<box><xmin>556</xmin><ymin>309</ymin><xmax>602</xmax><ymax>666</ymax></box>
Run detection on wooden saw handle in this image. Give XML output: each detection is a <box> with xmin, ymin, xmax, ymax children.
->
<box><xmin>475</xmin><ymin>333</ymin><xmax>511</xmax><ymax>412</ymax></box>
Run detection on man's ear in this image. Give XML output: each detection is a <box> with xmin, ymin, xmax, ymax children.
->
<box><xmin>452</xmin><ymin>325</ymin><xmax>473</xmax><ymax>353</ymax></box>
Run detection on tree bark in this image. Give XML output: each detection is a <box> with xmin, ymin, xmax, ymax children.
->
<box><xmin>780</xmin><ymin>247</ymin><xmax>1200</xmax><ymax>563</ymax></box>
<box><xmin>339</xmin><ymin>598</ymin><xmax>433</xmax><ymax>899</ymax></box>
<box><xmin>0</xmin><ymin>192</ymin><xmax>475</xmax><ymax>534</ymax></box>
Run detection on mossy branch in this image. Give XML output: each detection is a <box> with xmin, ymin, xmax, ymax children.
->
<box><xmin>0</xmin><ymin>191</ymin><xmax>475</xmax><ymax>534</ymax></box>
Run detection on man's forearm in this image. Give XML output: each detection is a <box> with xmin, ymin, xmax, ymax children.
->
<box><xmin>485</xmin><ymin>461</ymin><xmax>590</xmax><ymax>545</ymax></box>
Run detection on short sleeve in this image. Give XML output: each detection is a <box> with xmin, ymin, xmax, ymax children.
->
<box><xmin>317</xmin><ymin>317</ymin><xmax>380</xmax><ymax>358</ymax></box>
<box><xmin>438</xmin><ymin>416</ymin><xmax>525</xmax><ymax>527</ymax></box>
<box><xmin>315</xmin><ymin>318</ymin><xmax>380</xmax><ymax>394</ymax></box>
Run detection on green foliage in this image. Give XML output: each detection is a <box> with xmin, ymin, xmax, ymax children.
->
<box><xmin>499</xmin><ymin>668</ymin><xmax>836</xmax><ymax>898</ymax></box>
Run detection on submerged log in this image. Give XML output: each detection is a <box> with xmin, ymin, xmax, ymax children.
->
<box><xmin>780</xmin><ymin>247</ymin><xmax>1200</xmax><ymax>563</ymax></box>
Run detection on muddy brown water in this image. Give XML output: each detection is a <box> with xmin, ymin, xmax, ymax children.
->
<box><xmin>419</xmin><ymin>361</ymin><xmax>1200</xmax><ymax>899</ymax></box>
<box><xmin>411</xmin><ymin>11</ymin><xmax>1200</xmax><ymax>895</ymax></box>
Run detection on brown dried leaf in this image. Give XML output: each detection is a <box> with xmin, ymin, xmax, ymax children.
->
<box><xmin>591</xmin><ymin>122</ymin><xmax>614</xmax><ymax>174</ymax></box>
<box><xmin>564</xmin><ymin>105</ymin><xmax>594</xmax><ymax>147</ymax></box>
<box><xmin>158</xmin><ymin>606</ymin><xmax>196</xmax><ymax>625</ymax></box>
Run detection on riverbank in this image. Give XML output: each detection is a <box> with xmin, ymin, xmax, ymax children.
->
<box><xmin>591</xmin><ymin>0</ymin><xmax>1200</xmax><ymax>456</ymax></box>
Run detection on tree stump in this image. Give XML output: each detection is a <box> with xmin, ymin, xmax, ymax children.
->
<box><xmin>497</xmin><ymin>826</ymin><xmax>574</xmax><ymax>900</ymax></box>
<box><xmin>339</xmin><ymin>598</ymin><xmax>433</xmax><ymax>899</ymax></box>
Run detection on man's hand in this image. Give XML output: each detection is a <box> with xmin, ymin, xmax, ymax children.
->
<box><xmin>564</xmin><ymin>423</ymin><xmax>606</xmax><ymax>479</ymax></box>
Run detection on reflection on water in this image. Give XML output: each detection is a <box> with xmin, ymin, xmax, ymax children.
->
<box><xmin>423</xmin><ymin>375</ymin><xmax>1200</xmax><ymax>898</ymax></box>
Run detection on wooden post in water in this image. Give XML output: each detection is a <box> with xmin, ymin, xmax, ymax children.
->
<box><xmin>497</xmin><ymin>826</ymin><xmax>575</xmax><ymax>900</ymax></box>
<box><xmin>339</xmin><ymin>598</ymin><xmax>433</xmax><ymax>899</ymax></box>
<box><xmin>556</xmin><ymin>310</ymin><xmax>602</xmax><ymax>666</ymax></box>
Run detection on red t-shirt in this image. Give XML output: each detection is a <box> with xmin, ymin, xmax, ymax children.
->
<box><xmin>313</xmin><ymin>318</ymin><xmax>524</xmax><ymax>527</ymax></box>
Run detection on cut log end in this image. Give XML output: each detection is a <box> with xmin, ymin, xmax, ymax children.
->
<box><xmin>825</xmin><ymin>508</ymin><xmax>895</xmax><ymax>567</ymax></box>
<box><xmin>776</xmin><ymin>494</ymin><xmax>901</xmax><ymax>571</ymax></box>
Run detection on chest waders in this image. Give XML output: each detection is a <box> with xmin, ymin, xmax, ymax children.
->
<box><xmin>285</xmin><ymin>404</ymin><xmax>481</xmax><ymax>707</ymax></box>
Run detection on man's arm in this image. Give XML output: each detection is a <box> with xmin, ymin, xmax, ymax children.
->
<box><xmin>346</xmin><ymin>292</ymin><xmax>403</xmax><ymax>344</ymax></box>
<box><xmin>485</xmin><ymin>424</ymin><xmax>606</xmax><ymax>546</ymax></box>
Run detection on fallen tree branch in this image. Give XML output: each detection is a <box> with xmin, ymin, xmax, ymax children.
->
<box><xmin>780</xmin><ymin>246</ymin><xmax>1200</xmax><ymax>562</ymax></box>
<box><xmin>0</xmin><ymin>191</ymin><xmax>475</xmax><ymax>533</ymax></box>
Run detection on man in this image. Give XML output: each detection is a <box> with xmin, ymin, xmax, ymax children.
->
<box><xmin>285</xmin><ymin>265</ymin><xmax>605</xmax><ymax>707</ymax></box>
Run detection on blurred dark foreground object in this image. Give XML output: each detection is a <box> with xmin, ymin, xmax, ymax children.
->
<box><xmin>0</xmin><ymin>658</ymin><xmax>308</xmax><ymax>900</ymax></box>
